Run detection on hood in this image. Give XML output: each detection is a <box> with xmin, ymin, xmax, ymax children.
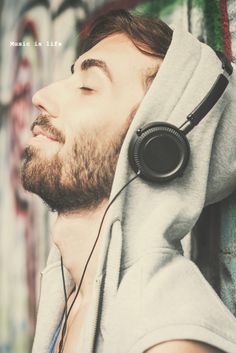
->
<box><xmin>95</xmin><ymin>23</ymin><xmax>236</xmax><ymax>273</ymax></box>
<box><xmin>88</xmin><ymin>24</ymin><xmax>236</xmax><ymax>353</ymax></box>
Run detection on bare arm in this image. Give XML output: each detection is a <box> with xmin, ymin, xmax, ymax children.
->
<box><xmin>145</xmin><ymin>340</ymin><xmax>224</xmax><ymax>353</ymax></box>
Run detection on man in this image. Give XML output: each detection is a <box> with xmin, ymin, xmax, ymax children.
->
<box><xmin>21</xmin><ymin>9</ymin><xmax>236</xmax><ymax>353</ymax></box>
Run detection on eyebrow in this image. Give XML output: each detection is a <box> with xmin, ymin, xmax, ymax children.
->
<box><xmin>71</xmin><ymin>59</ymin><xmax>113</xmax><ymax>82</ymax></box>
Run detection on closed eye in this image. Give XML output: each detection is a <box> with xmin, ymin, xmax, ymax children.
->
<box><xmin>80</xmin><ymin>87</ymin><xmax>93</xmax><ymax>92</ymax></box>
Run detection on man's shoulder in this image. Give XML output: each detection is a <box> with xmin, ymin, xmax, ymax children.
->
<box><xmin>144</xmin><ymin>340</ymin><xmax>223</xmax><ymax>353</ymax></box>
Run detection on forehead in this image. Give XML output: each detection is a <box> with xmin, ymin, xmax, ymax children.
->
<box><xmin>75</xmin><ymin>33</ymin><xmax>159</xmax><ymax>82</ymax></box>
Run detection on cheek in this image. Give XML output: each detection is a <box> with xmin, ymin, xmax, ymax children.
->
<box><xmin>68</xmin><ymin>99</ymin><xmax>123</xmax><ymax>137</ymax></box>
<box><xmin>60</xmin><ymin>86</ymin><xmax>138</xmax><ymax>148</ymax></box>
<box><xmin>110</xmin><ymin>78</ymin><xmax>145</xmax><ymax>124</ymax></box>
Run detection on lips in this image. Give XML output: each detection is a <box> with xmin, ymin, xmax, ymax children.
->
<box><xmin>32</xmin><ymin>125</ymin><xmax>58</xmax><ymax>141</ymax></box>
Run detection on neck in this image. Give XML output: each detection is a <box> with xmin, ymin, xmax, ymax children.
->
<box><xmin>51</xmin><ymin>199</ymin><xmax>108</xmax><ymax>299</ymax></box>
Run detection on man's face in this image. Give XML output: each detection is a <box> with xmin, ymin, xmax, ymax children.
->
<box><xmin>21</xmin><ymin>33</ymin><xmax>160</xmax><ymax>213</ymax></box>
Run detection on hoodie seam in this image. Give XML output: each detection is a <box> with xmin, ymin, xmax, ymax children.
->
<box><xmin>127</xmin><ymin>323</ymin><xmax>236</xmax><ymax>353</ymax></box>
<box><xmin>120</xmin><ymin>247</ymin><xmax>182</xmax><ymax>271</ymax></box>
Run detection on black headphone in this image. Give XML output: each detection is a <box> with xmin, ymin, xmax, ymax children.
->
<box><xmin>128</xmin><ymin>51</ymin><xmax>233</xmax><ymax>183</ymax></box>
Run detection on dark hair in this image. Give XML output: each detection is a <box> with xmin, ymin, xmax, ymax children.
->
<box><xmin>79</xmin><ymin>9</ymin><xmax>173</xmax><ymax>58</ymax></box>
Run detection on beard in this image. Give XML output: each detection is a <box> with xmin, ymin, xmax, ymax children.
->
<box><xmin>21</xmin><ymin>115</ymin><xmax>130</xmax><ymax>213</ymax></box>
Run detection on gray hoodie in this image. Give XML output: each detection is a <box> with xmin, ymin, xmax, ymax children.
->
<box><xmin>32</xmin><ymin>24</ymin><xmax>236</xmax><ymax>353</ymax></box>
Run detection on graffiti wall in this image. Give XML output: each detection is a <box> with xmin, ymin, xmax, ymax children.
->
<box><xmin>0</xmin><ymin>0</ymin><xmax>235</xmax><ymax>352</ymax></box>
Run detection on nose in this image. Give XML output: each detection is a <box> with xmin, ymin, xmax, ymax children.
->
<box><xmin>32</xmin><ymin>81</ymin><xmax>63</xmax><ymax>117</ymax></box>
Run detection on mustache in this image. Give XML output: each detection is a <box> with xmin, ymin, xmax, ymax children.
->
<box><xmin>31</xmin><ymin>114</ymin><xmax>65</xmax><ymax>143</ymax></box>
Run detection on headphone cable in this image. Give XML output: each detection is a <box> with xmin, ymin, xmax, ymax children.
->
<box><xmin>58</xmin><ymin>171</ymin><xmax>140</xmax><ymax>353</ymax></box>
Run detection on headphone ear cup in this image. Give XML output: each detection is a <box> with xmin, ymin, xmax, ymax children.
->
<box><xmin>128</xmin><ymin>122</ymin><xmax>190</xmax><ymax>183</ymax></box>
